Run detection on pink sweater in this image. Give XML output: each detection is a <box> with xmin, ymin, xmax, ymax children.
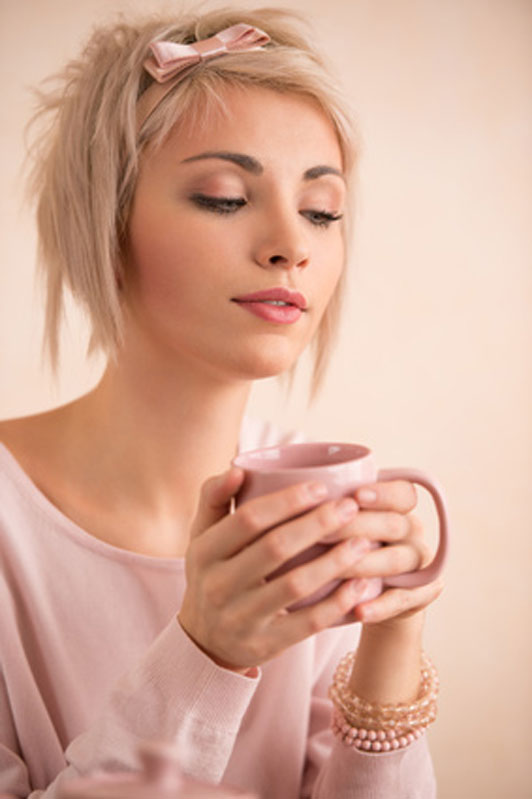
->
<box><xmin>0</xmin><ymin>421</ymin><xmax>436</xmax><ymax>798</ymax></box>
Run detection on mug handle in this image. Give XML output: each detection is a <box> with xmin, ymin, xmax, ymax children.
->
<box><xmin>377</xmin><ymin>468</ymin><xmax>450</xmax><ymax>588</ymax></box>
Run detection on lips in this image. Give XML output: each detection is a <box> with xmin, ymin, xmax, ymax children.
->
<box><xmin>232</xmin><ymin>287</ymin><xmax>308</xmax><ymax>310</ymax></box>
<box><xmin>231</xmin><ymin>287</ymin><xmax>307</xmax><ymax>325</ymax></box>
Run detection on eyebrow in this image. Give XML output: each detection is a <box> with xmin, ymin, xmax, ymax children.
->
<box><xmin>180</xmin><ymin>151</ymin><xmax>345</xmax><ymax>182</ymax></box>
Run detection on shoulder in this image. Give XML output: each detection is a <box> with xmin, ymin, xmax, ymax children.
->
<box><xmin>0</xmin><ymin>411</ymin><xmax>69</xmax><ymax>514</ymax></box>
<box><xmin>0</xmin><ymin>408</ymin><xmax>66</xmax><ymax>477</ymax></box>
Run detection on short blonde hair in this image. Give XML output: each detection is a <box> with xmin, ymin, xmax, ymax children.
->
<box><xmin>28</xmin><ymin>6</ymin><xmax>359</xmax><ymax>394</ymax></box>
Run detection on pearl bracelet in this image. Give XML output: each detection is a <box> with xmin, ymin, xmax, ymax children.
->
<box><xmin>331</xmin><ymin>710</ymin><xmax>426</xmax><ymax>752</ymax></box>
<box><xmin>329</xmin><ymin>651</ymin><xmax>439</xmax><ymax>750</ymax></box>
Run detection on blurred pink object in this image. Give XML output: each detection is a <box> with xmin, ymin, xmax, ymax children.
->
<box><xmin>57</xmin><ymin>740</ymin><xmax>257</xmax><ymax>799</ymax></box>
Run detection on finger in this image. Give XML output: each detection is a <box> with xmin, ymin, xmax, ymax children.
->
<box><xmin>190</xmin><ymin>467</ymin><xmax>245</xmax><ymax>539</ymax></box>
<box><xmin>226</xmin><ymin>497</ymin><xmax>360</xmax><ymax>588</ymax></box>
<box><xmin>348</xmin><ymin>541</ymin><xmax>424</xmax><ymax>580</ymax></box>
<box><xmin>354</xmin><ymin>578</ymin><xmax>445</xmax><ymax>624</ymax></box>
<box><xmin>200</xmin><ymin>481</ymin><xmax>335</xmax><ymax>561</ymax></box>
<box><xmin>334</xmin><ymin>510</ymin><xmax>411</xmax><ymax>544</ymax></box>
<box><xmin>236</xmin><ymin>535</ymin><xmax>370</xmax><ymax>613</ymax></box>
<box><xmin>355</xmin><ymin>480</ymin><xmax>417</xmax><ymax>513</ymax></box>
<box><xmin>272</xmin><ymin>577</ymin><xmax>373</xmax><ymax>649</ymax></box>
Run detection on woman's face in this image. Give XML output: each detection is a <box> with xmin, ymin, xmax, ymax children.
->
<box><xmin>123</xmin><ymin>85</ymin><xmax>346</xmax><ymax>381</ymax></box>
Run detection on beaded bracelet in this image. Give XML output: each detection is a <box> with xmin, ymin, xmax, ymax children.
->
<box><xmin>329</xmin><ymin>651</ymin><xmax>439</xmax><ymax>752</ymax></box>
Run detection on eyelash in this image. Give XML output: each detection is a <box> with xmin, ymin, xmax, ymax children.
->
<box><xmin>189</xmin><ymin>194</ymin><xmax>343</xmax><ymax>228</ymax></box>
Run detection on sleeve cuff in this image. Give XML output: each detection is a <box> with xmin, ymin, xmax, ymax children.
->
<box><xmin>170</xmin><ymin>617</ymin><xmax>261</xmax><ymax>732</ymax></box>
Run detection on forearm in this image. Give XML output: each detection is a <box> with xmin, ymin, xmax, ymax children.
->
<box><xmin>347</xmin><ymin>611</ymin><xmax>425</xmax><ymax>703</ymax></box>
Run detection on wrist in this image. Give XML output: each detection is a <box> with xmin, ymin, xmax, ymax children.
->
<box><xmin>176</xmin><ymin>614</ymin><xmax>256</xmax><ymax>677</ymax></box>
<box><xmin>361</xmin><ymin>607</ymin><xmax>425</xmax><ymax>644</ymax></box>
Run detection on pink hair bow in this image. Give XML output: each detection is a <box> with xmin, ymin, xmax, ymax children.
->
<box><xmin>144</xmin><ymin>23</ymin><xmax>271</xmax><ymax>83</ymax></box>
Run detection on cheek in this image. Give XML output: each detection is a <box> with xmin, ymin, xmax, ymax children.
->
<box><xmin>126</xmin><ymin>220</ymin><xmax>199</xmax><ymax>309</ymax></box>
<box><xmin>313</xmin><ymin>237</ymin><xmax>345</xmax><ymax>307</ymax></box>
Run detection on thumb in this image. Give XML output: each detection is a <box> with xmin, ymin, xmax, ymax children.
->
<box><xmin>190</xmin><ymin>466</ymin><xmax>245</xmax><ymax>539</ymax></box>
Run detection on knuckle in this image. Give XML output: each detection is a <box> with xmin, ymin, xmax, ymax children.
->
<box><xmin>401</xmin><ymin>481</ymin><xmax>418</xmax><ymax>510</ymax></box>
<box><xmin>418</xmin><ymin>542</ymin><xmax>433</xmax><ymax>568</ymax></box>
<box><xmin>331</xmin><ymin>542</ymin><xmax>353</xmax><ymax>570</ymax></box>
<box><xmin>408</xmin><ymin>513</ymin><xmax>424</xmax><ymax>536</ymax></box>
<box><xmin>315</xmin><ymin>501</ymin><xmax>337</xmax><ymax>533</ymax></box>
<box><xmin>237</xmin><ymin>504</ymin><xmax>263</xmax><ymax>535</ymax></box>
<box><xmin>289</xmin><ymin>482</ymin><xmax>311</xmax><ymax>506</ymax></box>
<box><xmin>388</xmin><ymin>513</ymin><xmax>409</xmax><ymax>539</ymax></box>
<box><xmin>263</xmin><ymin>530</ymin><xmax>290</xmax><ymax>562</ymax></box>
<box><xmin>283</xmin><ymin>570</ymin><xmax>308</xmax><ymax>601</ymax></box>
<box><xmin>387</xmin><ymin>545</ymin><xmax>406</xmax><ymax>573</ymax></box>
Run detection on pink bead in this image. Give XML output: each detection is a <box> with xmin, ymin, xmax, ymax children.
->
<box><xmin>361</xmin><ymin>740</ymin><xmax>372</xmax><ymax>751</ymax></box>
<box><xmin>358</xmin><ymin>728</ymin><xmax>368</xmax><ymax>740</ymax></box>
<box><xmin>368</xmin><ymin>730</ymin><xmax>377</xmax><ymax>741</ymax></box>
<box><xmin>386</xmin><ymin>729</ymin><xmax>396</xmax><ymax>740</ymax></box>
<box><xmin>399</xmin><ymin>736</ymin><xmax>408</xmax><ymax>747</ymax></box>
<box><xmin>346</xmin><ymin>727</ymin><xmax>357</xmax><ymax>739</ymax></box>
<box><xmin>382</xmin><ymin>741</ymin><xmax>392</xmax><ymax>752</ymax></box>
<box><xmin>354</xmin><ymin>738</ymin><xmax>363</xmax><ymax>748</ymax></box>
<box><xmin>371</xmin><ymin>741</ymin><xmax>382</xmax><ymax>752</ymax></box>
<box><xmin>377</xmin><ymin>731</ymin><xmax>386</xmax><ymax>742</ymax></box>
<box><xmin>341</xmin><ymin>723</ymin><xmax>350</xmax><ymax>735</ymax></box>
<box><xmin>391</xmin><ymin>739</ymin><xmax>400</xmax><ymax>750</ymax></box>
<box><xmin>406</xmin><ymin>733</ymin><xmax>415</xmax><ymax>745</ymax></box>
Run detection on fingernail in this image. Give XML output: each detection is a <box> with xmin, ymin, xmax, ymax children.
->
<box><xmin>357</xmin><ymin>488</ymin><xmax>377</xmax><ymax>504</ymax></box>
<box><xmin>348</xmin><ymin>537</ymin><xmax>369</xmax><ymax>556</ymax></box>
<box><xmin>348</xmin><ymin>577</ymin><xmax>369</xmax><ymax>599</ymax></box>
<box><xmin>336</xmin><ymin>498</ymin><xmax>358</xmax><ymax>522</ymax></box>
<box><xmin>307</xmin><ymin>482</ymin><xmax>328</xmax><ymax>500</ymax></box>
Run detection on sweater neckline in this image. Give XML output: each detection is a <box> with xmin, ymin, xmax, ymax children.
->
<box><xmin>0</xmin><ymin>441</ymin><xmax>187</xmax><ymax>569</ymax></box>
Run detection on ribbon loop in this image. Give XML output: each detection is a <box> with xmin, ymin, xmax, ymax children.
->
<box><xmin>143</xmin><ymin>23</ymin><xmax>271</xmax><ymax>84</ymax></box>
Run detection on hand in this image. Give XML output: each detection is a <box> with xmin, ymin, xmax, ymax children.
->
<box><xmin>341</xmin><ymin>480</ymin><xmax>444</xmax><ymax>626</ymax></box>
<box><xmin>178</xmin><ymin>468</ymin><xmax>372</xmax><ymax>672</ymax></box>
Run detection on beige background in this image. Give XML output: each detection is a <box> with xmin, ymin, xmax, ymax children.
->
<box><xmin>1</xmin><ymin>0</ymin><xmax>531</xmax><ymax>797</ymax></box>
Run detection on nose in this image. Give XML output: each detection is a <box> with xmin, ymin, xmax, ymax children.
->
<box><xmin>253</xmin><ymin>208</ymin><xmax>310</xmax><ymax>270</ymax></box>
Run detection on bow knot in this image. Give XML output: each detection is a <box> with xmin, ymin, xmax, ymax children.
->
<box><xmin>144</xmin><ymin>23</ymin><xmax>271</xmax><ymax>83</ymax></box>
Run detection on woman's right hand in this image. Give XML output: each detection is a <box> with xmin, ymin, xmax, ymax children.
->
<box><xmin>177</xmin><ymin>467</ymin><xmax>371</xmax><ymax>673</ymax></box>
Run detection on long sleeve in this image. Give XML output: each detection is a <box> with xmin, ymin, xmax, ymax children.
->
<box><xmin>1</xmin><ymin>619</ymin><xmax>259</xmax><ymax>798</ymax></box>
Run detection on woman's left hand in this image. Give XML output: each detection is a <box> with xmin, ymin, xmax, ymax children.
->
<box><xmin>340</xmin><ymin>480</ymin><xmax>444</xmax><ymax>626</ymax></box>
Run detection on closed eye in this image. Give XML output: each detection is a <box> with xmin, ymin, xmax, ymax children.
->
<box><xmin>301</xmin><ymin>210</ymin><xmax>343</xmax><ymax>228</ymax></box>
<box><xmin>190</xmin><ymin>194</ymin><xmax>246</xmax><ymax>214</ymax></box>
<box><xmin>189</xmin><ymin>194</ymin><xmax>343</xmax><ymax>228</ymax></box>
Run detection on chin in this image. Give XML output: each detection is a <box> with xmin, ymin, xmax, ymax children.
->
<box><xmin>224</xmin><ymin>343</ymin><xmax>302</xmax><ymax>382</ymax></box>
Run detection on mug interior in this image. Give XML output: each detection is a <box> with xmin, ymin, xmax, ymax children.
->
<box><xmin>234</xmin><ymin>442</ymin><xmax>370</xmax><ymax>471</ymax></box>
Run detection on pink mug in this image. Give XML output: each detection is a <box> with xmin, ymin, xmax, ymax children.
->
<box><xmin>232</xmin><ymin>442</ymin><xmax>449</xmax><ymax>624</ymax></box>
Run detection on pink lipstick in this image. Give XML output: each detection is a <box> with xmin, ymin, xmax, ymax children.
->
<box><xmin>232</xmin><ymin>288</ymin><xmax>307</xmax><ymax>324</ymax></box>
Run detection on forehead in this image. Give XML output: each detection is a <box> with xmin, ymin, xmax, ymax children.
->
<box><xmin>151</xmin><ymin>84</ymin><xmax>344</xmax><ymax>174</ymax></box>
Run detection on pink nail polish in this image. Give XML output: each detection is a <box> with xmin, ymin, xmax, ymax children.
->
<box><xmin>357</xmin><ymin>488</ymin><xmax>377</xmax><ymax>504</ymax></box>
<box><xmin>337</xmin><ymin>498</ymin><xmax>358</xmax><ymax>522</ymax></box>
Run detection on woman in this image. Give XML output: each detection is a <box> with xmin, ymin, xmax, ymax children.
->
<box><xmin>0</xmin><ymin>7</ymin><xmax>443</xmax><ymax>798</ymax></box>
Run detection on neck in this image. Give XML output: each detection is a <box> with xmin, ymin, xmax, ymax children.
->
<box><xmin>58</xmin><ymin>347</ymin><xmax>252</xmax><ymax>554</ymax></box>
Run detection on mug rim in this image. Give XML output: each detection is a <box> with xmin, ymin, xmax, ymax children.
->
<box><xmin>232</xmin><ymin>441</ymin><xmax>371</xmax><ymax>472</ymax></box>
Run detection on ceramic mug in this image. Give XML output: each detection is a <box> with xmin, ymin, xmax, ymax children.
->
<box><xmin>232</xmin><ymin>442</ymin><xmax>449</xmax><ymax>623</ymax></box>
